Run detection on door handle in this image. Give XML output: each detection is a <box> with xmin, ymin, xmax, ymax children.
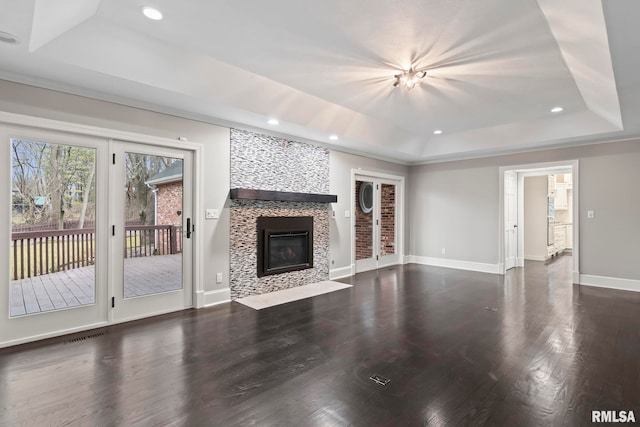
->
<box><xmin>186</xmin><ymin>218</ymin><xmax>192</xmax><ymax>239</ymax></box>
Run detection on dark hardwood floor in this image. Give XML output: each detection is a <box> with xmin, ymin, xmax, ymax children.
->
<box><xmin>1</xmin><ymin>255</ymin><xmax>639</xmax><ymax>426</ymax></box>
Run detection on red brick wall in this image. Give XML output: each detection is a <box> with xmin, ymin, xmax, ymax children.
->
<box><xmin>380</xmin><ymin>184</ymin><xmax>395</xmax><ymax>256</ymax></box>
<box><xmin>156</xmin><ymin>181</ymin><xmax>183</xmax><ymax>255</ymax></box>
<box><xmin>355</xmin><ymin>181</ymin><xmax>373</xmax><ymax>260</ymax></box>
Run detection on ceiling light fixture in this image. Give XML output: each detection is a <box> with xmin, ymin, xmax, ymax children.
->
<box><xmin>142</xmin><ymin>7</ymin><xmax>163</xmax><ymax>20</ymax></box>
<box><xmin>551</xmin><ymin>106</ymin><xmax>564</xmax><ymax>113</ymax></box>
<box><xmin>393</xmin><ymin>67</ymin><xmax>427</xmax><ymax>91</ymax></box>
<box><xmin>329</xmin><ymin>135</ymin><xmax>339</xmax><ymax>141</ymax></box>
<box><xmin>0</xmin><ymin>30</ymin><xmax>19</xmax><ymax>44</ymax></box>
<box><xmin>433</xmin><ymin>130</ymin><xmax>443</xmax><ymax>135</ymax></box>
<box><xmin>268</xmin><ymin>118</ymin><xmax>279</xmax><ymax>125</ymax></box>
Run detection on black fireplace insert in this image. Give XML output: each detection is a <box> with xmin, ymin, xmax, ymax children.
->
<box><xmin>257</xmin><ymin>216</ymin><xmax>313</xmax><ymax>277</ymax></box>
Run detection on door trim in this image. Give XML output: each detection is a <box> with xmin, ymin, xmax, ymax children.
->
<box><xmin>498</xmin><ymin>160</ymin><xmax>579</xmax><ymax>280</ymax></box>
<box><xmin>350</xmin><ymin>169</ymin><xmax>405</xmax><ymax>273</ymax></box>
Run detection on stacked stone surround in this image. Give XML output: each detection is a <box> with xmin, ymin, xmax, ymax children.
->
<box><xmin>229</xmin><ymin>129</ymin><xmax>331</xmax><ymax>299</ymax></box>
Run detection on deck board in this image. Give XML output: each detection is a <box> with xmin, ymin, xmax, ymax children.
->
<box><xmin>9</xmin><ymin>254</ymin><xmax>182</xmax><ymax>317</ymax></box>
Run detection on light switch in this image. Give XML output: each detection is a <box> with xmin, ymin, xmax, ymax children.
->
<box><xmin>345</xmin><ymin>210</ymin><xmax>350</xmax><ymax>218</ymax></box>
<box><xmin>587</xmin><ymin>210</ymin><xmax>594</xmax><ymax>219</ymax></box>
<box><xmin>216</xmin><ymin>273</ymin><xmax>223</xmax><ymax>283</ymax></box>
<box><xmin>205</xmin><ymin>209</ymin><xmax>219</xmax><ymax>220</ymax></box>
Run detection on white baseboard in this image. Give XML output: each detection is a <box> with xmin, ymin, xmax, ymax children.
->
<box><xmin>196</xmin><ymin>288</ymin><xmax>231</xmax><ymax>308</ymax></box>
<box><xmin>524</xmin><ymin>255</ymin><xmax>548</xmax><ymax>262</ymax></box>
<box><xmin>580</xmin><ymin>274</ymin><xmax>640</xmax><ymax>293</ymax></box>
<box><xmin>330</xmin><ymin>266</ymin><xmax>353</xmax><ymax>280</ymax></box>
<box><xmin>403</xmin><ymin>255</ymin><xmax>412</xmax><ymax>264</ymax></box>
<box><xmin>409</xmin><ymin>256</ymin><xmax>500</xmax><ymax>274</ymax></box>
<box><xmin>573</xmin><ymin>271</ymin><xmax>580</xmax><ymax>284</ymax></box>
<box><xmin>517</xmin><ymin>257</ymin><xmax>525</xmax><ymax>267</ymax></box>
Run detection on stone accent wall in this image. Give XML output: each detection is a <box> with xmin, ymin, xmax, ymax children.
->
<box><xmin>380</xmin><ymin>183</ymin><xmax>396</xmax><ymax>256</ymax></box>
<box><xmin>230</xmin><ymin>200</ymin><xmax>329</xmax><ymax>299</ymax></box>
<box><xmin>156</xmin><ymin>181</ymin><xmax>183</xmax><ymax>255</ymax></box>
<box><xmin>229</xmin><ymin>129</ymin><xmax>331</xmax><ymax>299</ymax></box>
<box><xmin>230</xmin><ymin>128</ymin><xmax>329</xmax><ymax>193</ymax></box>
<box><xmin>355</xmin><ymin>180</ymin><xmax>373</xmax><ymax>260</ymax></box>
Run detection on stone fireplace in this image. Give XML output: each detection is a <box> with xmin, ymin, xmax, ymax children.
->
<box><xmin>229</xmin><ymin>129</ymin><xmax>334</xmax><ymax>300</ymax></box>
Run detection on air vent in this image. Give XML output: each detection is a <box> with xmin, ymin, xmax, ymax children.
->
<box><xmin>67</xmin><ymin>331</ymin><xmax>105</xmax><ymax>343</ymax></box>
<box><xmin>369</xmin><ymin>374</ymin><xmax>391</xmax><ymax>386</ymax></box>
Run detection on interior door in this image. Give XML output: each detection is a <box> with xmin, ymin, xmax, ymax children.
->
<box><xmin>504</xmin><ymin>171</ymin><xmax>518</xmax><ymax>270</ymax></box>
<box><xmin>110</xmin><ymin>142</ymin><xmax>193</xmax><ymax>323</ymax></box>
<box><xmin>1</xmin><ymin>125</ymin><xmax>108</xmax><ymax>346</ymax></box>
<box><xmin>354</xmin><ymin>177</ymin><xmax>400</xmax><ymax>273</ymax></box>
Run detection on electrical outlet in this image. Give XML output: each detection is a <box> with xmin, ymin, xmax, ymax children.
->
<box><xmin>441</xmin><ymin>248</ymin><xmax>446</xmax><ymax>255</ymax></box>
<box><xmin>216</xmin><ymin>273</ymin><xmax>223</xmax><ymax>283</ymax></box>
<box><xmin>587</xmin><ymin>210</ymin><xmax>594</xmax><ymax>219</ymax></box>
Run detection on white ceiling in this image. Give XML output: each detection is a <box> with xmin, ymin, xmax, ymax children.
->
<box><xmin>0</xmin><ymin>0</ymin><xmax>637</xmax><ymax>163</ymax></box>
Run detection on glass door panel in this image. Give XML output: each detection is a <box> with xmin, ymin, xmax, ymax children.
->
<box><xmin>123</xmin><ymin>153</ymin><xmax>183</xmax><ymax>298</ymax></box>
<box><xmin>10</xmin><ymin>138</ymin><xmax>97</xmax><ymax>316</ymax></box>
<box><xmin>378</xmin><ymin>183</ymin><xmax>398</xmax><ymax>267</ymax></box>
<box><xmin>355</xmin><ymin>180</ymin><xmax>377</xmax><ymax>272</ymax></box>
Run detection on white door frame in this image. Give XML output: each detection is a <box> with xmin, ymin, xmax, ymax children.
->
<box><xmin>350</xmin><ymin>169</ymin><xmax>405</xmax><ymax>275</ymax></box>
<box><xmin>0</xmin><ymin>111</ymin><xmax>203</xmax><ymax>348</ymax></box>
<box><xmin>498</xmin><ymin>160</ymin><xmax>580</xmax><ymax>283</ymax></box>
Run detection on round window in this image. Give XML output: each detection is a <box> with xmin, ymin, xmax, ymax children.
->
<box><xmin>359</xmin><ymin>182</ymin><xmax>373</xmax><ymax>214</ymax></box>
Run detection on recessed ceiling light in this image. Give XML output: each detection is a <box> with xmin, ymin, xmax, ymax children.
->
<box><xmin>142</xmin><ymin>7</ymin><xmax>163</xmax><ymax>20</ymax></box>
<box><xmin>0</xmin><ymin>30</ymin><xmax>19</xmax><ymax>44</ymax></box>
<box><xmin>329</xmin><ymin>135</ymin><xmax>339</xmax><ymax>141</ymax></box>
<box><xmin>551</xmin><ymin>106</ymin><xmax>564</xmax><ymax>113</ymax></box>
<box><xmin>267</xmin><ymin>118</ymin><xmax>279</xmax><ymax>125</ymax></box>
<box><xmin>433</xmin><ymin>130</ymin><xmax>443</xmax><ymax>135</ymax></box>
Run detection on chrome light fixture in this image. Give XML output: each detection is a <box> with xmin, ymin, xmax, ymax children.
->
<box><xmin>393</xmin><ymin>68</ymin><xmax>427</xmax><ymax>90</ymax></box>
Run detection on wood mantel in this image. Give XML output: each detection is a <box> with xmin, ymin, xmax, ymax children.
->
<box><xmin>230</xmin><ymin>188</ymin><xmax>337</xmax><ymax>203</ymax></box>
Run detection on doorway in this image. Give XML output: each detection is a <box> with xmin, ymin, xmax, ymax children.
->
<box><xmin>1</xmin><ymin>124</ymin><xmax>196</xmax><ymax>347</ymax></box>
<box><xmin>353</xmin><ymin>172</ymin><xmax>403</xmax><ymax>273</ymax></box>
<box><xmin>499</xmin><ymin>161</ymin><xmax>579</xmax><ymax>283</ymax></box>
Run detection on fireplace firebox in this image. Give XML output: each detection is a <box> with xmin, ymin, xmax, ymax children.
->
<box><xmin>257</xmin><ymin>216</ymin><xmax>313</xmax><ymax>277</ymax></box>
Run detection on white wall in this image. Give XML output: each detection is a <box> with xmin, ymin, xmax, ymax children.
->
<box><xmin>329</xmin><ymin>151</ymin><xmax>410</xmax><ymax>277</ymax></box>
<box><xmin>523</xmin><ymin>176</ymin><xmax>548</xmax><ymax>260</ymax></box>
<box><xmin>409</xmin><ymin>140</ymin><xmax>640</xmax><ymax>282</ymax></box>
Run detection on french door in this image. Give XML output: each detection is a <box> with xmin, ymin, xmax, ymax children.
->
<box><xmin>1</xmin><ymin>125</ymin><xmax>108</xmax><ymax>345</ymax></box>
<box><xmin>1</xmin><ymin>126</ymin><xmax>193</xmax><ymax>347</ymax></box>
<box><xmin>354</xmin><ymin>176</ymin><xmax>401</xmax><ymax>273</ymax></box>
<box><xmin>110</xmin><ymin>142</ymin><xmax>193</xmax><ymax>323</ymax></box>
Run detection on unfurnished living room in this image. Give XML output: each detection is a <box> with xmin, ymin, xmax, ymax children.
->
<box><xmin>0</xmin><ymin>1</ymin><xmax>639</xmax><ymax>425</ymax></box>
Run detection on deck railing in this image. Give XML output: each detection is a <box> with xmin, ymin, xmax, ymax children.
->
<box><xmin>10</xmin><ymin>224</ymin><xmax>182</xmax><ymax>280</ymax></box>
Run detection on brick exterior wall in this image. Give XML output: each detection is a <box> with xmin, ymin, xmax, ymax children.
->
<box><xmin>380</xmin><ymin>183</ymin><xmax>396</xmax><ymax>256</ymax></box>
<box><xmin>355</xmin><ymin>180</ymin><xmax>373</xmax><ymax>260</ymax></box>
<box><xmin>156</xmin><ymin>181</ymin><xmax>183</xmax><ymax>255</ymax></box>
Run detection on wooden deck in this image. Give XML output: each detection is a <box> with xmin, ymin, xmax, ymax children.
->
<box><xmin>9</xmin><ymin>254</ymin><xmax>182</xmax><ymax>317</ymax></box>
